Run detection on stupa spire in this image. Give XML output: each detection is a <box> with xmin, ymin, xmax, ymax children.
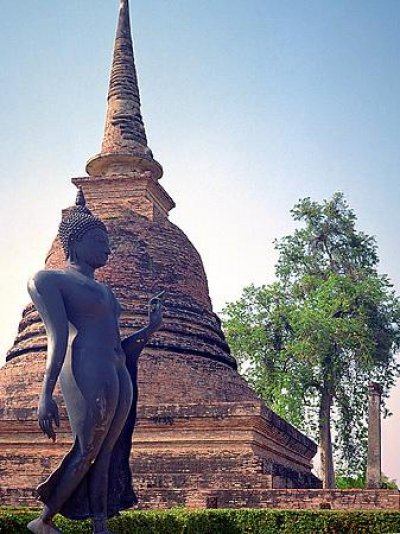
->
<box><xmin>86</xmin><ymin>0</ymin><xmax>163</xmax><ymax>179</ymax></box>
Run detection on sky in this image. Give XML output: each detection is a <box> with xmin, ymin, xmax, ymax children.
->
<box><xmin>0</xmin><ymin>0</ymin><xmax>399</xmax><ymax>482</ymax></box>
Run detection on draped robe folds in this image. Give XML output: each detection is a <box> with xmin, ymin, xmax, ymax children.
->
<box><xmin>37</xmin><ymin>338</ymin><xmax>142</xmax><ymax>520</ymax></box>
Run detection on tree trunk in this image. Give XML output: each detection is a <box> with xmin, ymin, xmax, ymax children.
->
<box><xmin>319</xmin><ymin>388</ymin><xmax>335</xmax><ymax>488</ymax></box>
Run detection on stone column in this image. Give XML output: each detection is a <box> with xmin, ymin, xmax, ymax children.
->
<box><xmin>366</xmin><ymin>382</ymin><xmax>382</xmax><ymax>489</ymax></box>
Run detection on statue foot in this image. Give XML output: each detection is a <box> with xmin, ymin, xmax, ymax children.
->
<box><xmin>27</xmin><ymin>518</ymin><xmax>64</xmax><ymax>534</ymax></box>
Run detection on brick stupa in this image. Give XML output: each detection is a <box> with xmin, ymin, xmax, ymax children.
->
<box><xmin>0</xmin><ymin>0</ymin><xmax>320</xmax><ymax>509</ymax></box>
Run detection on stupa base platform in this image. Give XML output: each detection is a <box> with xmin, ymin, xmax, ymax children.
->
<box><xmin>0</xmin><ymin>379</ymin><xmax>320</xmax><ymax>509</ymax></box>
<box><xmin>132</xmin><ymin>401</ymin><xmax>321</xmax><ymax>510</ymax></box>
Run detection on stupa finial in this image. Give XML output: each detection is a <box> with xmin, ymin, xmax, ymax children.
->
<box><xmin>117</xmin><ymin>0</ymin><xmax>131</xmax><ymax>39</ymax></box>
<box><xmin>86</xmin><ymin>0</ymin><xmax>163</xmax><ymax>179</ymax></box>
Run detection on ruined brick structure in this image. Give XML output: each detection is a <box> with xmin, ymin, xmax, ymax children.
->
<box><xmin>0</xmin><ymin>0</ymin><xmax>321</xmax><ymax>509</ymax></box>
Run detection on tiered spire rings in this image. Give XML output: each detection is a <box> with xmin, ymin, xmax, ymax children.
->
<box><xmin>86</xmin><ymin>0</ymin><xmax>163</xmax><ymax>179</ymax></box>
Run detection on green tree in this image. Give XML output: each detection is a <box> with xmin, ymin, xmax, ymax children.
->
<box><xmin>223</xmin><ymin>193</ymin><xmax>400</xmax><ymax>488</ymax></box>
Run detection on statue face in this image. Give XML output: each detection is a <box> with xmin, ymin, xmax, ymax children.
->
<box><xmin>71</xmin><ymin>228</ymin><xmax>111</xmax><ymax>269</ymax></box>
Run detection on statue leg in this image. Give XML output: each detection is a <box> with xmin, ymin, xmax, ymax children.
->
<box><xmin>27</xmin><ymin>421</ymin><xmax>114</xmax><ymax>534</ymax></box>
<box><xmin>88</xmin><ymin>366</ymin><xmax>133</xmax><ymax>534</ymax></box>
<box><xmin>38</xmin><ymin>367</ymin><xmax>121</xmax><ymax>519</ymax></box>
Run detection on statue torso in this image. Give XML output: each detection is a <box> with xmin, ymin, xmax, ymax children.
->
<box><xmin>52</xmin><ymin>269</ymin><xmax>123</xmax><ymax>354</ymax></box>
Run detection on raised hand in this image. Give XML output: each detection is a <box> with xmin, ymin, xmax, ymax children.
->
<box><xmin>148</xmin><ymin>291</ymin><xmax>165</xmax><ymax>333</ymax></box>
<box><xmin>38</xmin><ymin>395</ymin><xmax>60</xmax><ymax>442</ymax></box>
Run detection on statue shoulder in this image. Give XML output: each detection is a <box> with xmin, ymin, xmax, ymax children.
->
<box><xmin>27</xmin><ymin>270</ymin><xmax>69</xmax><ymax>328</ymax></box>
<box><xmin>28</xmin><ymin>269</ymin><xmax>64</xmax><ymax>293</ymax></box>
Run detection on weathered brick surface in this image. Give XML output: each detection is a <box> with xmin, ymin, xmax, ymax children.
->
<box><xmin>199</xmin><ymin>489</ymin><xmax>400</xmax><ymax>511</ymax></box>
<box><xmin>71</xmin><ymin>175</ymin><xmax>175</xmax><ymax>221</ymax></box>
<box><xmin>0</xmin><ymin>178</ymin><xmax>322</xmax><ymax>508</ymax></box>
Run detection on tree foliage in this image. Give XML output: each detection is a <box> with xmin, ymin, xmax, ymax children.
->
<box><xmin>223</xmin><ymin>193</ymin><xmax>400</xmax><ymax>484</ymax></box>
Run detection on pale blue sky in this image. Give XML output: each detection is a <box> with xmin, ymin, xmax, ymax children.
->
<box><xmin>0</xmin><ymin>1</ymin><xmax>399</xmax><ymax>481</ymax></box>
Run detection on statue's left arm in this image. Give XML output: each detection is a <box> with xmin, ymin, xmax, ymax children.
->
<box><xmin>121</xmin><ymin>291</ymin><xmax>165</xmax><ymax>360</ymax></box>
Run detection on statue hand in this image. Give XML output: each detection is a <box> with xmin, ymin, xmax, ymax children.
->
<box><xmin>148</xmin><ymin>291</ymin><xmax>165</xmax><ymax>332</ymax></box>
<box><xmin>38</xmin><ymin>395</ymin><xmax>60</xmax><ymax>442</ymax></box>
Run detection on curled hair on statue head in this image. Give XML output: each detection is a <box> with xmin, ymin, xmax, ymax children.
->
<box><xmin>58</xmin><ymin>187</ymin><xmax>107</xmax><ymax>259</ymax></box>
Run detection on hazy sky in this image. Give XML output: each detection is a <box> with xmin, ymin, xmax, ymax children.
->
<box><xmin>1</xmin><ymin>1</ymin><xmax>399</xmax><ymax>482</ymax></box>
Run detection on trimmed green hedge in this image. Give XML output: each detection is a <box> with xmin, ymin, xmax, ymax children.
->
<box><xmin>1</xmin><ymin>508</ymin><xmax>400</xmax><ymax>534</ymax></box>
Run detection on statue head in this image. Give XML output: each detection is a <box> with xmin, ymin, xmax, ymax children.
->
<box><xmin>58</xmin><ymin>188</ymin><xmax>110</xmax><ymax>268</ymax></box>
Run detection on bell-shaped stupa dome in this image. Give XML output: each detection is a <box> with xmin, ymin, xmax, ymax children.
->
<box><xmin>0</xmin><ymin>0</ymin><xmax>319</xmax><ymax>509</ymax></box>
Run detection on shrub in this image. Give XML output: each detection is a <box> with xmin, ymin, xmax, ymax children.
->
<box><xmin>1</xmin><ymin>508</ymin><xmax>400</xmax><ymax>534</ymax></box>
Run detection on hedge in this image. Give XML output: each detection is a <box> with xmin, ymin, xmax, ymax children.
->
<box><xmin>1</xmin><ymin>508</ymin><xmax>400</xmax><ymax>534</ymax></box>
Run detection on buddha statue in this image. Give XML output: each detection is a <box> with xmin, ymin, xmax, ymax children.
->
<box><xmin>27</xmin><ymin>188</ymin><xmax>164</xmax><ymax>534</ymax></box>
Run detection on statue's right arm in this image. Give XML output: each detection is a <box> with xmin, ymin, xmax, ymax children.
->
<box><xmin>28</xmin><ymin>271</ymin><xmax>68</xmax><ymax>440</ymax></box>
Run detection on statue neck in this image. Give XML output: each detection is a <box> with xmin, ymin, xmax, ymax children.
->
<box><xmin>66</xmin><ymin>261</ymin><xmax>95</xmax><ymax>279</ymax></box>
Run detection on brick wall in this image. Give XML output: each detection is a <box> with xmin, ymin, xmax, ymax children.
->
<box><xmin>201</xmin><ymin>488</ymin><xmax>400</xmax><ymax>511</ymax></box>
